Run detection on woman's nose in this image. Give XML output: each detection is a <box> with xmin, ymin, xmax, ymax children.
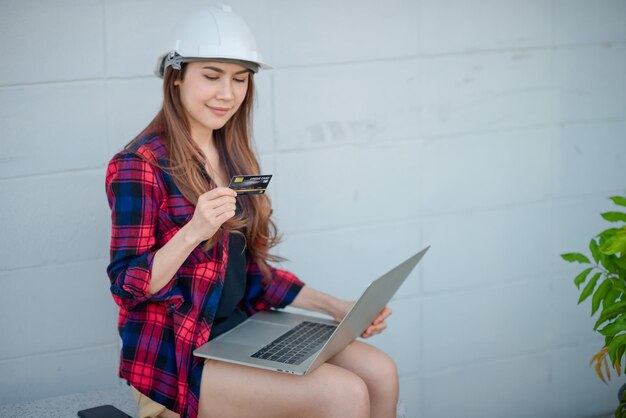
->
<box><xmin>217</xmin><ymin>79</ymin><xmax>234</xmax><ymax>100</ymax></box>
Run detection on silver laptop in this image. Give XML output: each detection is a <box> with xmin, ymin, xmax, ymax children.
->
<box><xmin>193</xmin><ymin>246</ymin><xmax>429</xmax><ymax>375</ymax></box>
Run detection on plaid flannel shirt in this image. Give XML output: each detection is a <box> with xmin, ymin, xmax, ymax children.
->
<box><xmin>105</xmin><ymin>129</ymin><xmax>304</xmax><ymax>418</ymax></box>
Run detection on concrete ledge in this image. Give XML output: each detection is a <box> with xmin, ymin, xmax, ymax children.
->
<box><xmin>0</xmin><ymin>386</ymin><xmax>137</xmax><ymax>418</ymax></box>
<box><xmin>0</xmin><ymin>388</ymin><xmax>413</xmax><ymax>418</ymax></box>
<box><xmin>2</xmin><ymin>390</ymin><xmax>613</xmax><ymax>418</ymax></box>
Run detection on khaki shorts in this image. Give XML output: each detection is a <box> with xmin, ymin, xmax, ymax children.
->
<box><xmin>131</xmin><ymin>386</ymin><xmax>179</xmax><ymax>418</ymax></box>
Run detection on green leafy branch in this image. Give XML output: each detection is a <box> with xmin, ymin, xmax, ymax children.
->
<box><xmin>561</xmin><ymin>196</ymin><xmax>626</xmax><ymax>384</ymax></box>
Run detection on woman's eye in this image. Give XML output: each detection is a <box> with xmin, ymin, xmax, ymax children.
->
<box><xmin>204</xmin><ymin>75</ymin><xmax>219</xmax><ymax>81</ymax></box>
<box><xmin>234</xmin><ymin>78</ymin><xmax>247</xmax><ymax>83</ymax></box>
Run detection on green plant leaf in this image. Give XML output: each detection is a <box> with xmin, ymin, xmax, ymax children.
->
<box><xmin>579</xmin><ymin>272</ymin><xmax>601</xmax><ymax>304</ymax></box>
<box><xmin>600</xmin><ymin>252</ymin><xmax>617</xmax><ymax>272</ymax></box>
<box><xmin>602</xmin><ymin>212</ymin><xmax>626</xmax><ymax>223</ymax></box>
<box><xmin>599</xmin><ymin>319</ymin><xmax>626</xmax><ymax>337</ymax></box>
<box><xmin>617</xmin><ymin>344</ymin><xmax>626</xmax><ymax>369</ymax></box>
<box><xmin>600</xmin><ymin>235</ymin><xmax>626</xmax><ymax>255</ymax></box>
<box><xmin>608</xmin><ymin>334</ymin><xmax>626</xmax><ymax>366</ymax></box>
<box><xmin>604</xmin><ymin>288</ymin><xmax>622</xmax><ymax>310</ymax></box>
<box><xmin>574</xmin><ymin>267</ymin><xmax>594</xmax><ymax>290</ymax></box>
<box><xmin>592</xmin><ymin>278</ymin><xmax>612</xmax><ymax>315</ymax></box>
<box><xmin>611</xmin><ymin>278</ymin><xmax>626</xmax><ymax>293</ymax></box>
<box><xmin>594</xmin><ymin>303</ymin><xmax>626</xmax><ymax>330</ymax></box>
<box><xmin>611</xmin><ymin>196</ymin><xmax>626</xmax><ymax>207</ymax></box>
<box><xmin>561</xmin><ymin>253</ymin><xmax>591</xmax><ymax>264</ymax></box>
<box><xmin>601</xmin><ymin>315</ymin><xmax>626</xmax><ymax>337</ymax></box>
<box><xmin>590</xmin><ymin>239</ymin><xmax>601</xmax><ymax>264</ymax></box>
<box><xmin>616</xmin><ymin>256</ymin><xmax>626</xmax><ymax>270</ymax></box>
<box><xmin>599</xmin><ymin>228</ymin><xmax>619</xmax><ymax>240</ymax></box>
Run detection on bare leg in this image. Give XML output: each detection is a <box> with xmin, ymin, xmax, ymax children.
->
<box><xmin>198</xmin><ymin>358</ymin><xmax>370</xmax><ymax>418</ymax></box>
<box><xmin>160</xmin><ymin>409</ymin><xmax>180</xmax><ymax>418</ymax></box>
<box><xmin>327</xmin><ymin>341</ymin><xmax>399</xmax><ymax>418</ymax></box>
<box><xmin>131</xmin><ymin>385</ymin><xmax>180</xmax><ymax>418</ymax></box>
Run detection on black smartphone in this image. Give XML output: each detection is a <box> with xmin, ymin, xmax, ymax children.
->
<box><xmin>77</xmin><ymin>405</ymin><xmax>134</xmax><ymax>418</ymax></box>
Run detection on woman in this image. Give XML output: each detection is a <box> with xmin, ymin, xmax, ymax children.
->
<box><xmin>106</xmin><ymin>6</ymin><xmax>398</xmax><ymax>418</ymax></box>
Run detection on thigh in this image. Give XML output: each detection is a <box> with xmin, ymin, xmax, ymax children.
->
<box><xmin>198</xmin><ymin>358</ymin><xmax>369</xmax><ymax>418</ymax></box>
<box><xmin>131</xmin><ymin>386</ymin><xmax>180</xmax><ymax>418</ymax></box>
<box><xmin>326</xmin><ymin>340</ymin><xmax>399</xmax><ymax>389</ymax></box>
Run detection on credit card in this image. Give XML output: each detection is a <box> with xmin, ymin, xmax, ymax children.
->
<box><xmin>228</xmin><ymin>174</ymin><xmax>273</xmax><ymax>195</ymax></box>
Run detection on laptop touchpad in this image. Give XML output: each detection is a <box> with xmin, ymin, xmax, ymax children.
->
<box><xmin>221</xmin><ymin>320</ymin><xmax>291</xmax><ymax>347</ymax></box>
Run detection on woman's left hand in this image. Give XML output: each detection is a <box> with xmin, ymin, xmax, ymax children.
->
<box><xmin>332</xmin><ymin>300</ymin><xmax>392</xmax><ymax>339</ymax></box>
<box><xmin>361</xmin><ymin>306</ymin><xmax>392</xmax><ymax>338</ymax></box>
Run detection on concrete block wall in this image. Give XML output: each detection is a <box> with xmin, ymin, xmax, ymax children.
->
<box><xmin>1</xmin><ymin>1</ymin><xmax>625</xmax><ymax>417</ymax></box>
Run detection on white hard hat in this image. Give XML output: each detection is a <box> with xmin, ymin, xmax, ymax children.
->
<box><xmin>155</xmin><ymin>5</ymin><xmax>271</xmax><ymax>78</ymax></box>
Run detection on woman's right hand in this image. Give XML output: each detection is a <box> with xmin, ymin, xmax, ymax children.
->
<box><xmin>184</xmin><ymin>187</ymin><xmax>237</xmax><ymax>244</ymax></box>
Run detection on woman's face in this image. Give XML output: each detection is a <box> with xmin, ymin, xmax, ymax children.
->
<box><xmin>175</xmin><ymin>61</ymin><xmax>250</xmax><ymax>137</ymax></box>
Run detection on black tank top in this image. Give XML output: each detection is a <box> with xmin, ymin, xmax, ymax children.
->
<box><xmin>209</xmin><ymin>212</ymin><xmax>249</xmax><ymax>340</ymax></box>
<box><xmin>197</xmin><ymin>166</ymin><xmax>249</xmax><ymax>340</ymax></box>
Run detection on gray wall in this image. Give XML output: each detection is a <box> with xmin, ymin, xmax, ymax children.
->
<box><xmin>1</xmin><ymin>1</ymin><xmax>626</xmax><ymax>417</ymax></box>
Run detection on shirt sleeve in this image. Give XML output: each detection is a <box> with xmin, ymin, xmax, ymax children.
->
<box><xmin>241</xmin><ymin>258</ymin><xmax>305</xmax><ymax>315</ymax></box>
<box><xmin>105</xmin><ymin>151</ymin><xmax>176</xmax><ymax>310</ymax></box>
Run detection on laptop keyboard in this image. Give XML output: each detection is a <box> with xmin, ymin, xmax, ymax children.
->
<box><xmin>251</xmin><ymin>321</ymin><xmax>337</xmax><ymax>365</ymax></box>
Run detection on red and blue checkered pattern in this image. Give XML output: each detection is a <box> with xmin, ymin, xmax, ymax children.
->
<box><xmin>105</xmin><ymin>129</ymin><xmax>304</xmax><ymax>417</ymax></box>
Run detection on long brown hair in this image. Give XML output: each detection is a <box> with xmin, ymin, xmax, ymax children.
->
<box><xmin>127</xmin><ymin>64</ymin><xmax>282</xmax><ymax>281</ymax></box>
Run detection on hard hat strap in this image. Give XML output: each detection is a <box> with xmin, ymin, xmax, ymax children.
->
<box><xmin>164</xmin><ymin>52</ymin><xmax>184</xmax><ymax>72</ymax></box>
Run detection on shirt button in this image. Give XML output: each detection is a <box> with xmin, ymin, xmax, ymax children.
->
<box><xmin>113</xmin><ymin>288</ymin><xmax>120</xmax><ymax>295</ymax></box>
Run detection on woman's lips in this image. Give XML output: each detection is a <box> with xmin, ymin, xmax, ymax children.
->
<box><xmin>207</xmin><ymin>106</ymin><xmax>230</xmax><ymax>116</ymax></box>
